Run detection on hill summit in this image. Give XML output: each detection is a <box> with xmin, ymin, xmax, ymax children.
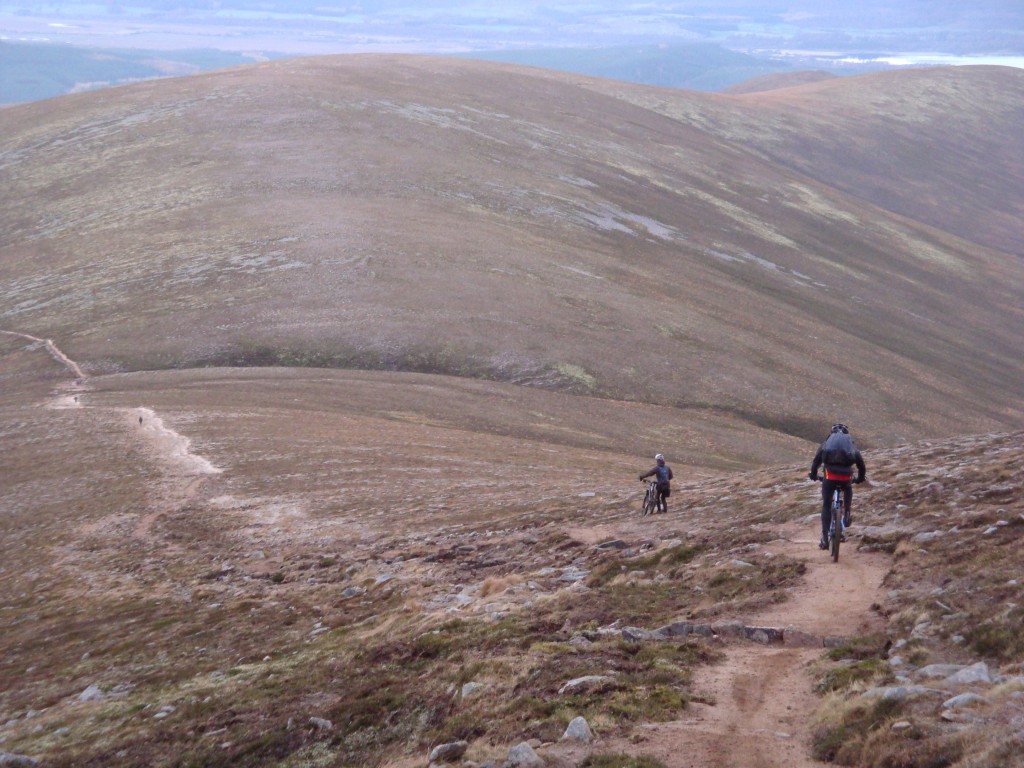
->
<box><xmin>2</xmin><ymin>55</ymin><xmax>1023</xmax><ymax>447</ymax></box>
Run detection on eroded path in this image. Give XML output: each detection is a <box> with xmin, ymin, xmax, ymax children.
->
<box><xmin>0</xmin><ymin>329</ymin><xmax>88</xmax><ymax>381</ymax></box>
<box><xmin>602</xmin><ymin>520</ymin><xmax>890</xmax><ymax>767</ymax></box>
<box><xmin>2</xmin><ymin>329</ymin><xmax>223</xmax><ymax>533</ymax></box>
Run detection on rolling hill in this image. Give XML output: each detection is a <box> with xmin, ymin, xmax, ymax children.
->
<box><xmin>2</xmin><ymin>56</ymin><xmax>1022</xmax><ymax>451</ymax></box>
<box><xmin>2</xmin><ymin>56</ymin><xmax>1024</xmax><ymax>768</ymax></box>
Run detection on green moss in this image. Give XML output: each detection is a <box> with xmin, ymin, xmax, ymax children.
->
<box><xmin>816</xmin><ymin>658</ymin><xmax>893</xmax><ymax>694</ymax></box>
<box><xmin>825</xmin><ymin>633</ymin><xmax>891</xmax><ymax>662</ymax></box>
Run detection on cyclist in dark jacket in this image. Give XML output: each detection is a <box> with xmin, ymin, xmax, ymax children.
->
<box><xmin>809</xmin><ymin>423</ymin><xmax>866</xmax><ymax>549</ymax></box>
<box><xmin>640</xmin><ymin>453</ymin><xmax>674</xmax><ymax>514</ymax></box>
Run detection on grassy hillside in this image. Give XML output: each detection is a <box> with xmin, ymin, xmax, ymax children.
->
<box><xmin>2</xmin><ymin>56</ymin><xmax>1024</xmax><ymax>767</ymax></box>
<box><xmin>0</xmin><ymin>349</ymin><xmax>1020</xmax><ymax>766</ymax></box>
<box><xmin>1</xmin><ymin>56</ymin><xmax>1023</xmax><ymax>447</ymax></box>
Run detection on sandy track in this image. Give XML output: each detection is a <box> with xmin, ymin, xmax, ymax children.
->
<box><xmin>602</xmin><ymin>520</ymin><xmax>890</xmax><ymax>767</ymax></box>
<box><xmin>3</xmin><ymin>330</ymin><xmax>223</xmax><ymax>544</ymax></box>
<box><xmin>0</xmin><ymin>329</ymin><xmax>88</xmax><ymax>381</ymax></box>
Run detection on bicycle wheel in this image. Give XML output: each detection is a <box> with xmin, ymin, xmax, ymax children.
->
<box><xmin>642</xmin><ymin>485</ymin><xmax>657</xmax><ymax>516</ymax></box>
<box><xmin>830</xmin><ymin>495</ymin><xmax>842</xmax><ymax>563</ymax></box>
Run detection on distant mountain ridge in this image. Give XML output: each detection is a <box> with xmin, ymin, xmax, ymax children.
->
<box><xmin>0</xmin><ymin>40</ymin><xmax>270</xmax><ymax>105</ymax></box>
<box><xmin>1</xmin><ymin>55</ymin><xmax>1022</xmax><ymax>446</ymax></box>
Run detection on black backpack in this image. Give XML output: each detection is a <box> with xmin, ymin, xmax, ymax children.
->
<box><xmin>822</xmin><ymin>431</ymin><xmax>856</xmax><ymax>466</ymax></box>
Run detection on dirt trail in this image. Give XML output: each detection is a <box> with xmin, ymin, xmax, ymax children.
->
<box><xmin>601</xmin><ymin>520</ymin><xmax>890</xmax><ymax>767</ymax></box>
<box><xmin>0</xmin><ymin>329</ymin><xmax>88</xmax><ymax>381</ymax></box>
<box><xmin>2</xmin><ymin>329</ymin><xmax>223</xmax><ymax>539</ymax></box>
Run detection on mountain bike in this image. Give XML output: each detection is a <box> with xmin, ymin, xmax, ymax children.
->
<box><xmin>819</xmin><ymin>479</ymin><xmax>845</xmax><ymax>563</ymax></box>
<box><xmin>640</xmin><ymin>479</ymin><xmax>659</xmax><ymax>516</ymax></box>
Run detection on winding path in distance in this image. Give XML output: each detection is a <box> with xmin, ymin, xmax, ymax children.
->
<box><xmin>3</xmin><ymin>329</ymin><xmax>222</xmax><ymax>534</ymax></box>
<box><xmin>0</xmin><ymin>329</ymin><xmax>88</xmax><ymax>381</ymax></box>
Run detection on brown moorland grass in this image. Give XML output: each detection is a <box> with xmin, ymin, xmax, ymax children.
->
<box><xmin>1</xmin><ymin>348</ymin><xmax>1022</xmax><ymax>766</ymax></box>
<box><xmin>1</xmin><ymin>58</ymin><xmax>1023</xmax><ymax>446</ymax></box>
<box><xmin>2</xmin><ymin>55</ymin><xmax>1024</xmax><ymax>768</ymax></box>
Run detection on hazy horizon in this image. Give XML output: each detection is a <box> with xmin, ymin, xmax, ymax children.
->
<box><xmin>3</xmin><ymin>1</ymin><xmax>1022</xmax><ymax>58</ymax></box>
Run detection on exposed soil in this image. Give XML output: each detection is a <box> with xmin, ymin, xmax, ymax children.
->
<box><xmin>593</xmin><ymin>520</ymin><xmax>889</xmax><ymax>767</ymax></box>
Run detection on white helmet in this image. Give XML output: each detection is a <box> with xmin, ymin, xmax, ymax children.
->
<box><xmin>655</xmin><ymin>453</ymin><xmax>664</xmax><ymax>462</ymax></box>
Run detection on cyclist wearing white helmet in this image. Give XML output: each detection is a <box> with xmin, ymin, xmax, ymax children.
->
<box><xmin>639</xmin><ymin>453</ymin><xmax>674</xmax><ymax>514</ymax></box>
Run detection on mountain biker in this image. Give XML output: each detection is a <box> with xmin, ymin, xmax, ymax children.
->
<box><xmin>639</xmin><ymin>453</ymin><xmax>674</xmax><ymax>514</ymax></box>
<box><xmin>809</xmin><ymin>423</ymin><xmax>866</xmax><ymax>550</ymax></box>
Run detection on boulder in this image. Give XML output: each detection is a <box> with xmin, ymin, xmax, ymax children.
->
<box><xmin>461</xmin><ymin>682</ymin><xmax>486</xmax><ymax>699</ymax></box>
<box><xmin>77</xmin><ymin>684</ymin><xmax>105</xmax><ymax>703</ymax></box>
<box><xmin>429</xmin><ymin>740</ymin><xmax>469</xmax><ymax>763</ymax></box>
<box><xmin>558</xmin><ymin>675</ymin><xmax>616</xmax><ymax>696</ymax></box>
<box><xmin>743</xmin><ymin>626</ymin><xmax>784</xmax><ymax>645</ymax></box>
<box><xmin>621</xmin><ymin>627</ymin><xmax>664</xmax><ymax>642</ymax></box>
<box><xmin>505</xmin><ymin>742</ymin><xmax>545</xmax><ymax>768</ymax></box>
<box><xmin>861</xmin><ymin>686</ymin><xmax>945</xmax><ymax>702</ymax></box>
<box><xmin>913</xmin><ymin>664</ymin><xmax>964</xmax><ymax>680</ymax></box>
<box><xmin>945</xmin><ymin>662</ymin><xmax>991</xmax><ymax>685</ymax></box>
<box><xmin>561</xmin><ymin>716</ymin><xmax>593</xmax><ymax>743</ymax></box>
<box><xmin>942</xmin><ymin>693</ymin><xmax>990</xmax><ymax>710</ymax></box>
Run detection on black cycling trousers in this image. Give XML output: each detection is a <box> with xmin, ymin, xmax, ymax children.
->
<box><xmin>821</xmin><ymin>478</ymin><xmax>852</xmax><ymax>536</ymax></box>
<box><xmin>657</xmin><ymin>485</ymin><xmax>670</xmax><ymax>509</ymax></box>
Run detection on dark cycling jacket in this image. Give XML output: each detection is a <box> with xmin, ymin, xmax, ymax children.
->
<box><xmin>641</xmin><ymin>463</ymin><xmax>673</xmax><ymax>488</ymax></box>
<box><xmin>810</xmin><ymin>445</ymin><xmax>866</xmax><ymax>482</ymax></box>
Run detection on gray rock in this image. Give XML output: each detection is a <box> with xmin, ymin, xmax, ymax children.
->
<box><xmin>710</xmin><ymin>621</ymin><xmax>745</xmax><ymax>639</ymax></box>
<box><xmin>621</xmin><ymin>626</ymin><xmax>665</xmax><ymax>642</ymax></box>
<box><xmin>557</xmin><ymin>567</ymin><xmax>589</xmax><ymax>583</ymax></box>
<box><xmin>914</xmin><ymin>664</ymin><xmax>965</xmax><ymax>680</ymax></box>
<box><xmin>429</xmin><ymin>740</ymin><xmax>469</xmax><ymax>763</ymax></box>
<box><xmin>562</xmin><ymin>716</ymin><xmax>593</xmax><ymax>743</ymax></box>
<box><xmin>941</xmin><ymin>709</ymin><xmax>987</xmax><ymax>724</ymax></box>
<box><xmin>0</xmin><ymin>755</ymin><xmax>39</xmax><ymax>767</ymax></box>
<box><xmin>461</xmin><ymin>682</ymin><xmax>486</xmax><ymax>699</ymax></box>
<box><xmin>912</xmin><ymin>531</ymin><xmax>945</xmax><ymax>543</ymax></box>
<box><xmin>743</xmin><ymin>626</ymin><xmax>784</xmax><ymax>645</ymax></box>
<box><xmin>558</xmin><ymin>675</ymin><xmax>616</xmax><ymax>695</ymax></box>
<box><xmin>595</xmin><ymin>540</ymin><xmax>627</xmax><ymax>550</ymax></box>
<box><xmin>77</xmin><ymin>684</ymin><xmax>105</xmax><ymax>702</ymax></box>
<box><xmin>942</xmin><ymin>693</ymin><xmax>990</xmax><ymax>710</ymax></box>
<box><xmin>505</xmin><ymin>742</ymin><xmax>545</xmax><ymax>768</ymax></box>
<box><xmin>861</xmin><ymin>686</ymin><xmax>945</xmax><ymax>702</ymax></box>
<box><xmin>946</xmin><ymin>662</ymin><xmax>992</xmax><ymax>685</ymax></box>
<box><xmin>655</xmin><ymin>622</ymin><xmax>712</xmax><ymax>638</ymax></box>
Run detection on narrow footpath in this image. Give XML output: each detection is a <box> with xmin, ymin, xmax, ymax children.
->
<box><xmin>0</xmin><ymin>329</ymin><xmax>88</xmax><ymax>381</ymax></box>
<box><xmin>602</xmin><ymin>520</ymin><xmax>890</xmax><ymax>767</ymax></box>
<box><xmin>3</xmin><ymin>329</ymin><xmax>222</xmax><ymax>528</ymax></box>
